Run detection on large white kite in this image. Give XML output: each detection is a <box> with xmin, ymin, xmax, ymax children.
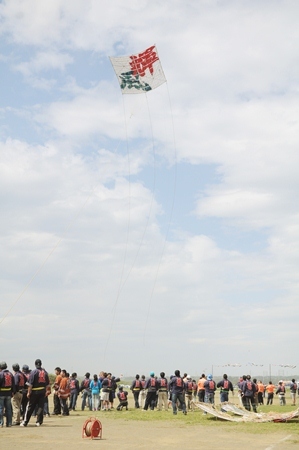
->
<box><xmin>110</xmin><ymin>45</ymin><xmax>166</xmax><ymax>94</ymax></box>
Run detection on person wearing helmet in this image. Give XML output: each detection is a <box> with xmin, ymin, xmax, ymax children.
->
<box><xmin>204</xmin><ymin>374</ymin><xmax>217</xmax><ymax>405</ymax></box>
<box><xmin>21</xmin><ymin>359</ymin><xmax>50</xmax><ymax>427</ymax></box>
<box><xmin>0</xmin><ymin>361</ymin><xmax>15</xmax><ymax>427</ymax></box>
<box><xmin>12</xmin><ymin>363</ymin><xmax>26</xmax><ymax>425</ymax></box>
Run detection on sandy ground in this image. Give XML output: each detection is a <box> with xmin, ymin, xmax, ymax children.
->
<box><xmin>1</xmin><ymin>412</ymin><xmax>299</xmax><ymax>450</ymax></box>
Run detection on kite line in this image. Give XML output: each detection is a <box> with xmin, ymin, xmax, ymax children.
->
<box><xmin>108</xmin><ymin>44</ymin><xmax>177</xmax><ymax>350</ymax></box>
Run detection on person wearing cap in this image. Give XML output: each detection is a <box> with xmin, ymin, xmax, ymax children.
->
<box><xmin>21</xmin><ymin>359</ymin><xmax>50</xmax><ymax>427</ymax></box>
<box><xmin>143</xmin><ymin>372</ymin><xmax>159</xmax><ymax>411</ymax></box>
<box><xmin>204</xmin><ymin>374</ymin><xmax>216</xmax><ymax>405</ymax></box>
<box><xmin>80</xmin><ymin>372</ymin><xmax>92</xmax><ymax>411</ymax></box>
<box><xmin>169</xmin><ymin>369</ymin><xmax>187</xmax><ymax>415</ymax></box>
<box><xmin>52</xmin><ymin>367</ymin><xmax>62</xmax><ymax>415</ymax></box>
<box><xmin>0</xmin><ymin>361</ymin><xmax>15</xmax><ymax>427</ymax></box>
<box><xmin>217</xmin><ymin>374</ymin><xmax>234</xmax><ymax>403</ymax></box>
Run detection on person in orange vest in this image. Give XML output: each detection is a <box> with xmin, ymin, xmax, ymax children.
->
<box><xmin>197</xmin><ymin>374</ymin><xmax>206</xmax><ymax>402</ymax></box>
<box><xmin>266</xmin><ymin>381</ymin><xmax>275</xmax><ymax>405</ymax></box>
<box><xmin>257</xmin><ymin>380</ymin><xmax>265</xmax><ymax>405</ymax></box>
<box><xmin>52</xmin><ymin>367</ymin><xmax>62</xmax><ymax>415</ymax></box>
<box><xmin>58</xmin><ymin>369</ymin><xmax>70</xmax><ymax>416</ymax></box>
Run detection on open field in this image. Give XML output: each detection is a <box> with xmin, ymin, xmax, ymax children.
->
<box><xmin>1</xmin><ymin>394</ymin><xmax>299</xmax><ymax>450</ymax></box>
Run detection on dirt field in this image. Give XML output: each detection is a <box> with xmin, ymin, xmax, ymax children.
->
<box><xmin>1</xmin><ymin>411</ymin><xmax>299</xmax><ymax>450</ymax></box>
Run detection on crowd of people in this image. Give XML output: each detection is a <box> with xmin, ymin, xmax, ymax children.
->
<box><xmin>0</xmin><ymin>359</ymin><xmax>298</xmax><ymax>428</ymax></box>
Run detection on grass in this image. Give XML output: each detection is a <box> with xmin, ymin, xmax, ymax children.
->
<box><xmin>78</xmin><ymin>397</ymin><xmax>299</xmax><ymax>437</ymax></box>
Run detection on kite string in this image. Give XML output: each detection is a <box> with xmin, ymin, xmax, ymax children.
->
<box><xmin>114</xmin><ymin>93</ymin><xmax>157</xmax><ymax>297</ymax></box>
<box><xmin>103</xmin><ymin>92</ymin><xmax>158</xmax><ymax>361</ymax></box>
<box><xmin>103</xmin><ymin>94</ymin><xmax>131</xmax><ymax>364</ymax></box>
<box><xmin>143</xmin><ymin>82</ymin><xmax>177</xmax><ymax>344</ymax></box>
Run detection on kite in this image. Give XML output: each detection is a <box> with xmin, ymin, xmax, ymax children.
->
<box><xmin>109</xmin><ymin>45</ymin><xmax>166</xmax><ymax>94</ymax></box>
<box><xmin>192</xmin><ymin>401</ymin><xmax>299</xmax><ymax>423</ymax></box>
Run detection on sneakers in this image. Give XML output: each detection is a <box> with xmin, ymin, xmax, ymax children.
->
<box><xmin>36</xmin><ymin>422</ymin><xmax>41</xmax><ymax>427</ymax></box>
<box><xmin>20</xmin><ymin>422</ymin><xmax>27</xmax><ymax>427</ymax></box>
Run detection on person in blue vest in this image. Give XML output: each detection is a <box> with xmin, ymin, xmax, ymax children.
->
<box><xmin>0</xmin><ymin>361</ymin><xmax>15</xmax><ymax>427</ymax></box>
<box><xmin>169</xmin><ymin>370</ymin><xmax>187</xmax><ymax>415</ymax></box>
<box><xmin>21</xmin><ymin>359</ymin><xmax>50</xmax><ymax>427</ymax></box>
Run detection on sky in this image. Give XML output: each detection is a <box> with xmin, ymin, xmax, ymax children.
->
<box><xmin>0</xmin><ymin>0</ymin><xmax>298</xmax><ymax>379</ymax></box>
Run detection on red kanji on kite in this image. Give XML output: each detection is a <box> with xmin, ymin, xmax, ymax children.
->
<box><xmin>129</xmin><ymin>45</ymin><xmax>159</xmax><ymax>77</ymax></box>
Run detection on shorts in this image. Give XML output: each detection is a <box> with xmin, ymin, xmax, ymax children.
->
<box><xmin>101</xmin><ymin>391</ymin><xmax>109</xmax><ymax>402</ymax></box>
